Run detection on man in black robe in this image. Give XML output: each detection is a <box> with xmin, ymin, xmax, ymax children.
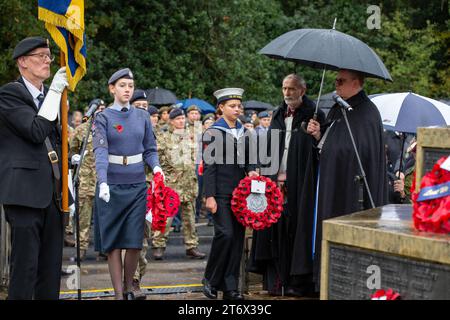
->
<box><xmin>307</xmin><ymin>69</ymin><xmax>388</xmax><ymax>289</ymax></box>
<box><xmin>248</xmin><ymin>74</ymin><xmax>325</xmax><ymax>297</ymax></box>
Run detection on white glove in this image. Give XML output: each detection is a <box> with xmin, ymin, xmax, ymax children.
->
<box><xmin>69</xmin><ymin>204</ymin><xmax>75</xmax><ymax>217</ymax></box>
<box><xmin>99</xmin><ymin>182</ymin><xmax>110</xmax><ymax>203</ymax></box>
<box><xmin>38</xmin><ymin>67</ymin><xmax>69</xmax><ymax>121</ymax></box>
<box><xmin>49</xmin><ymin>67</ymin><xmax>69</xmax><ymax>94</ymax></box>
<box><xmin>71</xmin><ymin>151</ymin><xmax>87</xmax><ymax>166</ymax></box>
<box><xmin>71</xmin><ymin>154</ymin><xmax>81</xmax><ymax>165</ymax></box>
<box><xmin>153</xmin><ymin>166</ymin><xmax>165</xmax><ymax>181</ymax></box>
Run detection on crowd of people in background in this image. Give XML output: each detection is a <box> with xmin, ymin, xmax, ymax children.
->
<box><xmin>0</xmin><ymin>36</ymin><xmax>420</xmax><ymax>301</ymax></box>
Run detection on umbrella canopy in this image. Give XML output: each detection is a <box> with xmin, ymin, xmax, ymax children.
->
<box><xmin>259</xmin><ymin>28</ymin><xmax>392</xmax><ymax>81</ymax></box>
<box><xmin>181</xmin><ymin>98</ymin><xmax>215</xmax><ymax>115</ymax></box>
<box><xmin>146</xmin><ymin>87</ymin><xmax>177</xmax><ymax>105</ymax></box>
<box><xmin>243</xmin><ymin>100</ymin><xmax>275</xmax><ymax>111</ymax></box>
<box><xmin>370</xmin><ymin>92</ymin><xmax>450</xmax><ymax>133</ymax></box>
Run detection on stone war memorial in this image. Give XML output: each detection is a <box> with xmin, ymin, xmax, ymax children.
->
<box><xmin>321</xmin><ymin>127</ymin><xmax>450</xmax><ymax>300</ymax></box>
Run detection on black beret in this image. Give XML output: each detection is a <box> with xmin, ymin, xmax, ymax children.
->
<box><xmin>169</xmin><ymin>108</ymin><xmax>184</xmax><ymax>120</ymax></box>
<box><xmin>13</xmin><ymin>36</ymin><xmax>49</xmax><ymax>60</ymax></box>
<box><xmin>130</xmin><ymin>89</ymin><xmax>147</xmax><ymax>104</ymax></box>
<box><xmin>148</xmin><ymin>105</ymin><xmax>158</xmax><ymax>116</ymax></box>
<box><xmin>108</xmin><ymin>68</ymin><xmax>133</xmax><ymax>85</ymax></box>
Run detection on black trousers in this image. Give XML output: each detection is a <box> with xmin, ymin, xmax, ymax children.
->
<box><xmin>4</xmin><ymin>200</ymin><xmax>63</xmax><ymax>300</ymax></box>
<box><xmin>204</xmin><ymin>197</ymin><xmax>245</xmax><ymax>291</ymax></box>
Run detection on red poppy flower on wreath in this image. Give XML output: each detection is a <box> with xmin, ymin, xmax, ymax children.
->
<box><xmin>371</xmin><ymin>289</ymin><xmax>401</xmax><ymax>300</ymax></box>
<box><xmin>411</xmin><ymin>156</ymin><xmax>450</xmax><ymax>234</ymax></box>
<box><xmin>113</xmin><ymin>124</ymin><xmax>124</xmax><ymax>133</ymax></box>
<box><xmin>231</xmin><ymin>176</ymin><xmax>284</xmax><ymax>230</ymax></box>
<box><xmin>146</xmin><ymin>172</ymin><xmax>180</xmax><ymax>232</ymax></box>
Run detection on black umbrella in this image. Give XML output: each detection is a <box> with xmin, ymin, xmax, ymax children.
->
<box><xmin>259</xmin><ymin>27</ymin><xmax>392</xmax><ymax>81</ymax></box>
<box><xmin>260</xmin><ymin>20</ymin><xmax>392</xmax><ymax>117</ymax></box>
<box><xmin>146</xmin><ymin>87</ymin><xmax>177</xmax><ymax>105</ymax></box>
<box><xmin>243</xmin><ymin>100</ymin><xmax>275</xmax><ymax>112</ymax></box>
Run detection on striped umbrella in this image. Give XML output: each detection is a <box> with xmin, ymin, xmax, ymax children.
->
<box><xmin>370</xmin><ymin>92</ymin><xmax>450</xmax><ymax>133</ymax></box>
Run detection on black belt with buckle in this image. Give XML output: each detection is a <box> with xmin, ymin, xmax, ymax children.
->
<box><xmin>44</xmin><ymin>137</ymin><xmax>62</xmax><ymax>209</ymax></box>
<box><xmin>44</xmin><ymin>137</ymin><xmax>61</xmax><ymax>180</ymax></box>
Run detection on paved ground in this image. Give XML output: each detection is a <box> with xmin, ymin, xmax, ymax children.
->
<box><xmin>1</xmin><ymin>218</ymin><xmax>316</xmax><ymax>301</ymax></box>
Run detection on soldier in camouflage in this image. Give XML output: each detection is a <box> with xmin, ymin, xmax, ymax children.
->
<box><xmin>151</xmin><ymin>108</ymin><xmax>206</xmax><ymax>260</ymax></box>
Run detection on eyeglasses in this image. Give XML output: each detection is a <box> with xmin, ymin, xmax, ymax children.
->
<box><xmin>25</xmin><ymin>53</ymin><xmax>55</xmax><ymax>62</ymax></box>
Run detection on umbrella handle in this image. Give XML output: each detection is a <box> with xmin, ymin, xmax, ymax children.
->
<box><xmin>300</xmin><ymin>112</ymin><xmax>318</xmax><ymax>134</ymax></box>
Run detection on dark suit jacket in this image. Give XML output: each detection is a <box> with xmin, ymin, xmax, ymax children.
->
<box><xmin>0</xmin><ymin>77</ymin><xmax>61</xmax><ymax>208</ymax></box>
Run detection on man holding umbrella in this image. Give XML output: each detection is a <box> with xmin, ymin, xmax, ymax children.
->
<box><xmin>307</xmin><ymin>69</ymin><xmax>388</xmax><ymax>288</ymax></box>
<box><xmin>248</xmin><ymin>74</ymin><xmax>325</xmax><ymax>297</ymax></box>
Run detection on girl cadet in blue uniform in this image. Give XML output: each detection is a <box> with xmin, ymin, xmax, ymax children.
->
<box><xmin>93</xmin><ymin>68</ymin><xmax>164</xmax><ymax>300</ymax></box>
<box><xmin>202</xmin><ymin>88</ymin><xmax>259</xmax><ymax>300</ymax></box>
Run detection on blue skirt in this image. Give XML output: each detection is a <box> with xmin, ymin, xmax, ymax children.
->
<box><xmin>94</xmin><ymin>183</ymin><xmax>147</xmax><ymax>254</ymax></box>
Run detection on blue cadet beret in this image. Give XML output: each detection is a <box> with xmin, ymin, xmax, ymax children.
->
<box><xmin>13</xmin><ymin>36</ymin><xmax>49</xmax><ymax>60</ymax></box>
<box><xmin>258</xmin><ymin>111</ymin><xmax>270</xmax><ymax>119</ymax></box>
<box><xmin>148</xmin><ymin>105</ymin><xmax>158</xmax><ymax>116</ymax></box>
<box><xmin>213</xmin><ymin>88</ymin><xmax>244</xmax><ymax>105</ymax></box>
<box><xmin>130</xmin><ymin>89</ymin><xmax>147</xmax><ymax>104</ymax></box>
<box><xmin>169</xmin><ymin>107</ymin><xmax>184</xmax><ymax>120</ymax></box>
<box><xmin>108</xmin><ymin>68</ymin><xmax>133</xmax><ymax>85</ymax></box>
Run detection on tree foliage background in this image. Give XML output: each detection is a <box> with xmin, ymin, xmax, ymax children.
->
<box><xmin>0</xmin><ymin>0</ymin><xmax>448</xmax><ymax>111</ymax></box>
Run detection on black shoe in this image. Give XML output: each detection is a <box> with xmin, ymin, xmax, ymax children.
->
<box><xmin>186</xmin><ymin>248</ymin><xmax>206</xmax><ymax>259</ymax></box>
<box><xmin>202</xmin><ymin>278</ymin><xmax>217</xmax><ymax>299</ymax></box>
<box><xmin>285</xmin><ymin>286</ymin><xmax>317</xmax><ymax>298</ymax></box>
<box><xmin>153</xmin><ymin>247</ymin><xmax>165</xmax><ymax>260</ymax></box>
<box><xmin>207</xmin><ymin>220</ymin><xmax>214</xmax><ymax>226</ymax></box>
<box><xmin>123</xmin><ymin>291</ymin><xmax>136</xmax><ymax>300</ymax></box>
<box><xmin>223</xmin><ymin>290</ymin><xmax>244</xmax><ymax>300</ymax></box>
<box><xmin>173</xmin><ymin>225</ymin><xmax>181</xmax><ymax>233</ymax></box>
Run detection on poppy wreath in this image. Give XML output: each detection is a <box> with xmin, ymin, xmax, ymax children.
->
<box><xmin>411</xmin><ymin>156</ymin><xmax>450</xmax><ymax>234</ymax></box>
<box><xmin>371</xmin><ymin>289</ymin><xmax>401</xmax><ymax>300</ymax></box>
<box><xmin>146</xmin><ymin>172</ymin><xmax>180</xmax><ymax>232</ymax></box>
<box><xmin>231</xmin><ymin>176</ymin><xmax>284</xmax><ymax>230</ymax></box>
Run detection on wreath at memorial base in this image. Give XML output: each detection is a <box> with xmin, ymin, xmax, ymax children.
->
<box><xmin>231</xmin><ymin>176</ymin><xmax>284</xmax><ymax>230</ymax></box>
<box><xmin>146</xmin><ymin>172</ymin><xmax>180</xmax><ymax>232</ymax></box>
<box><xmin>371</xmin><ymin>289</ymin><xmax>401</xmax><ymax>300</ymax></box>
<box><xmin>411</xmin><ymin>156</ymin><xmax>450</xmax><ymax>234</ymax></box>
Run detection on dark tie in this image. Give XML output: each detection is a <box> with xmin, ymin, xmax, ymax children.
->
<box><xmin>121</xmin><ymin>107</ymin><xmax>128</xmax><ymax>112</ymax></box>
<box><xmin>37</xmin><ymin>93</ymin><xmax>45</xmax><ymax>110</ymax></box>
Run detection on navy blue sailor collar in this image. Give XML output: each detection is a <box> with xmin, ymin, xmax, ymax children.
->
<box><xmin>211</xmin><ymin>117</ymin><xmax>245</xmax><ymax>139</ymax></box>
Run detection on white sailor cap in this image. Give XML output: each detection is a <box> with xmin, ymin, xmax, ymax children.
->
<box><xmin>213</xmin><ymin>88</ymin><xmax>244</xmax><ymax>105</ymax></box>
<box><xmin>108</xmin><ymin>68</ymin><xmax>134</xmax><ymax>85</ymax></box>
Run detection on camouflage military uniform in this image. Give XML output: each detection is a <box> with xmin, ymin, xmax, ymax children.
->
<box><xmin>70</xmin><ymin>121</ymin><xmax>97</xmax><ymax>252</ymax></box>
<box><xmin>133</xmin><ymin>221</ymin><xmax>151</xmax><ymax>282</ymax></box>
<box><xmin>152</xmin><ymin>127</ymin><xmax>199</xmax><ymax>250</ymax></box>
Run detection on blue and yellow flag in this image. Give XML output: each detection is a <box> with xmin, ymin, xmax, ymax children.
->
<box><xmin>38</xmin><ymin>0</ymin><xmax>86</xmax><ymax>91</ymax></box>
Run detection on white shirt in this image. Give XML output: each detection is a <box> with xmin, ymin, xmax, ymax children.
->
<box><xmin>279</xmin><ymin>116</ymin><xmax>293</xmax><ymax>173</ymax></box>
<box><xmin>22</xmin><ymin>76</ymin><xmax>44</xmax><ymax>109</ymax></box>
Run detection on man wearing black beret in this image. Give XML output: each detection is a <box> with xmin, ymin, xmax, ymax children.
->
<box><xmin>0</xmin><ymin>36</ymin><xmax>69</xmax><ymax>299</ymax></box>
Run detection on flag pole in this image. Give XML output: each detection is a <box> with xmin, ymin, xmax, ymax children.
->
<box><xmin>60</xmin><ymin>51</ymin><xmax>69</xmax><ymax>215</ymax></box>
